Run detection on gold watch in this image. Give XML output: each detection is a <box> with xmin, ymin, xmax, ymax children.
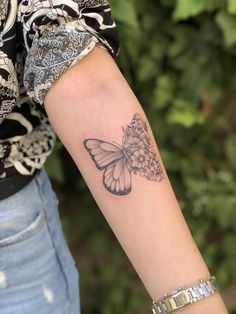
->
<box><xmin>151</xmin><ymin>275</ymin><xmax>219</xmax><ymax>314</ymax></box>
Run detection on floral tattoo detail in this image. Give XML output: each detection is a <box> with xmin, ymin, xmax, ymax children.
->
<box><xmin>83</xmin><ymin>113</ymin><xmax>163</xmax><ymax>195</ymax></box>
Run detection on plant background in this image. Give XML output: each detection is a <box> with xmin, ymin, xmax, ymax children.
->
<box><xmin>45</xmin><ymin>0</ymin><xmax>236</xmax><ymax>313</ymax></box>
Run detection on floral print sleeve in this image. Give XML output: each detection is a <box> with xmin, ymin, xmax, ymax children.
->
<box><xmin>17</xmin><ymin>0</ymin><xmax>120</xmax><ymax>108</ymax></box>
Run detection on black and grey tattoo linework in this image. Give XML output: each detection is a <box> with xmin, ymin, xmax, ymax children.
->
<box><xmin>83</xmin><ymin>113</ymin><xmax>163</xmax><ymax>195</ymax></box>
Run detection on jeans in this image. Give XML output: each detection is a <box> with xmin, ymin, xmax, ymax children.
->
<box><xmin>0</xmin><ymin>167</ymin><xmax>81</xmax><ymax>314</ymax></box>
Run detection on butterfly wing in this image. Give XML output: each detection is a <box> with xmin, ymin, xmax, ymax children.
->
<box><xmin>84</xmin><ymin>138</ymin><xmax>132</xmax><ymax>195</ymax></box>
<box><xmin>103</xmin><ymin>157</ymin><xmax>131</xmax><ymax>195</ymax></box>
<box><xmin>83</xmin><ymin>139</ymin><xmax>124</xmax><ymax>170</ymax></box>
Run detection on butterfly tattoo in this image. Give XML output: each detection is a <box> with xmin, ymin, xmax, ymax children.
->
<box><xmin>83</xmin><ymin>113</ymin><xmax>163</xmax><ymax>196</ymax></box>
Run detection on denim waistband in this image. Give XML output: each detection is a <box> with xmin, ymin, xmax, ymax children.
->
<box><xmin>0</xmin><ymin>169</ymin><xmax>40</xmax><ymax>201</ymax></box>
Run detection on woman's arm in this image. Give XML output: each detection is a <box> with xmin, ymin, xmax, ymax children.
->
<box><xmin>44</xmin><ymin>45</ymin><xmax>228</xmax><ymax>313</ymax></box>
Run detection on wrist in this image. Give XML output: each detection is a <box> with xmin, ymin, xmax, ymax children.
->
<box><xmin>151</xmin><ymin>275</ymin><xmax>226</xmax><ymax>314</ymax></box>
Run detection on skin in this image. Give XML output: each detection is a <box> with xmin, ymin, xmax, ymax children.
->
<box><xmin>83</xmin><ymin>112</ymin><xmax>163</xmax><ymax>195</ymax></box>
<box><xmin>44</xmin><ymin>44</ymin><xmax>228</xmax><ymax>313</ymax></box>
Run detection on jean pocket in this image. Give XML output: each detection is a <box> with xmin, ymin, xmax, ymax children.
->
<box><xmin>0</xmin><ymin>209</ymin><xmax>46</xmax><ymax>248</ymax></box>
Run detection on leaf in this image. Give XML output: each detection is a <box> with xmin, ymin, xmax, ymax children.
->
<box><xmin>173</xmin><ymin>0</ymin><xmax>225</xmax><ymax>20</ymax></box>
<box><xmin>215</xmin><ymin>11</ymin><xmax>236</xmax><ymax>46</ymax></box>
<box><xmin>154</xmin><ymin>74</ymin><xmax>175</xmax><ymax>108</ymax></box>
<box><xmin>173</xmin><ymin>0</ymin><xmax>206</xmax><ymax>20</ymax></box>
<box><xmin>167</xmin><ymin>99</ymin><xmax>205</xmax><ymax>127</ymax></box>
<box><xmin>137</xmin><ymin>55</ymin><xmax>157</xmax><ymax>81</ymax></box>
<box><xmin>225</xmin><ymin>134</ymin><xmax>236</xmax><ymax>170</ymax></box>
<box><xmin>110</xmin><ymin>0</ymin><xmax>139</xmax><ymax>28</ymax></box>
<box><xmin>227</xmin><ymin>0</ymin><xmax>236</xmax><ymax>14</ymax></box>
<box><xmin>123</xmin><ymin>28</ymin><xmax>141</xmax><ymax>62</ymax></box>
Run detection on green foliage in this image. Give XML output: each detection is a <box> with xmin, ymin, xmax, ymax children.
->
<box><xmin>173</xmin><ymin>0</ymin><xmax>207</xmax><ymax>20</ymax></box>
<box><xmin>44</xmin><ymin>140</ymin><xmax>64</xmax><ymax>183</ymax></box>
<box><xmin>111</xmin><ymin>0</ymin><xmax>139</xmax><ymax>28</ymax></box>
<box><xmin>46</xmin><ymin>0</ymin><xmax>236</xmax><ymax>312</ymax></box>
<box><xmin>216</xmin><ymin>11</ymin><xmax>236</xmax><ymax>46</ymax></box>
<box><xmin>226</xmin><ymin>134</ymin><xmax>236</xmax><ymax>170</ymax></box>
<box><xmin>227</xmin><ymin>0</ymin><xmax>236</xmax><ymax>14</ymax></box>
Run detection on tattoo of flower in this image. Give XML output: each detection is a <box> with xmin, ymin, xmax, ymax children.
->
<box><xmin>83</xmin><ymin>113</ymin><xmax>163</xmax><ymax>195</ymax></box>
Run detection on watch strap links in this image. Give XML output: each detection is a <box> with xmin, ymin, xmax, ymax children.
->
<box><xmin>151</xmin><ymin>275</ymin><xmax>219</xmax><ymax>314</ymax></box>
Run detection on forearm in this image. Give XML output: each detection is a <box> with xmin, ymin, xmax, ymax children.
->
<box><xmin>44</xmin><ymin>45</ymin><xmax>227</xmax><ymax>313</ymax></box>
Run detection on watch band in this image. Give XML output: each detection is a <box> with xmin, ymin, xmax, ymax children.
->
<box><xmin>151</xmin><ymin>276</ymin><xmax>219</xmax><ymax>314</ymax></box>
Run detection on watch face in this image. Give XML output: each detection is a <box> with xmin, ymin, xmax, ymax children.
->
<box><xmin>173</xmin><ymin>291</ymin><xmax>191</xmax><ymax>307</ymax></box>
<box><xmin>160</xmin><ymin>290</ymin><xmax>191</xmax><ymax>312</ymax></box>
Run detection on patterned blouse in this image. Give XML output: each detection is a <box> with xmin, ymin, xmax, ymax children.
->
<box><xmin>0</xmin><ymin>0</ymin><xmax>120</xmax><ymax>179</ymax></box>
